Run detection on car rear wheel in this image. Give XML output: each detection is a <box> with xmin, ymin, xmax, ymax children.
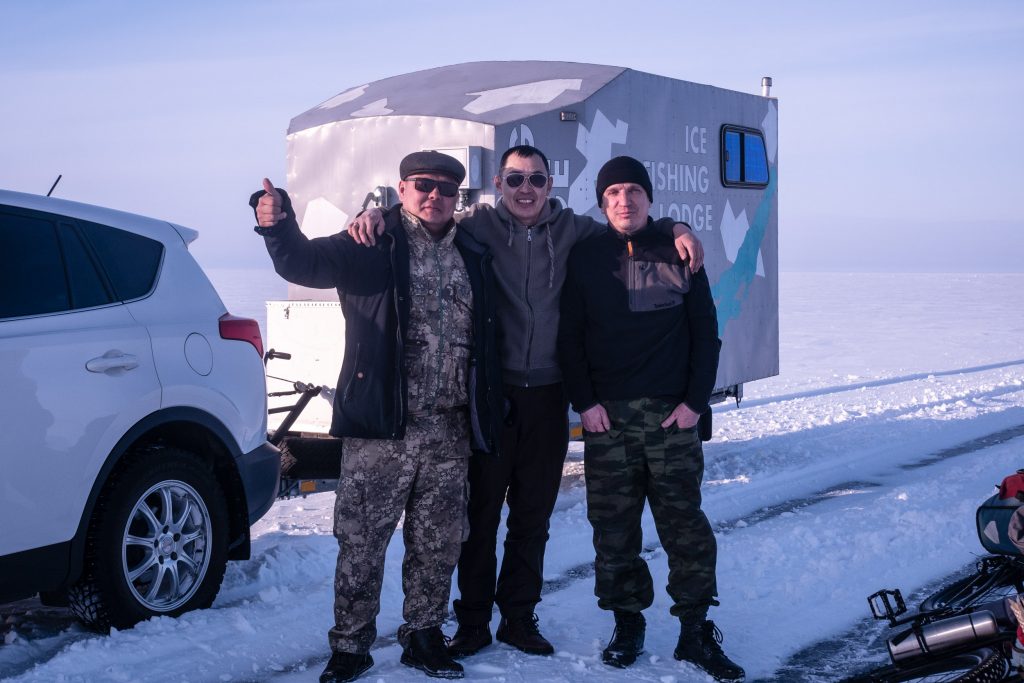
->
<box><xmin>68</xmin><ymin>447</ymin><xmax>228</xmax><ymax>631</ymax></box>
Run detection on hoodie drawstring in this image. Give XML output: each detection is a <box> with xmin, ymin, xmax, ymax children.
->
<box><xmin>545</xmin><ymin>227</ymin><xmax>555</xmax><ymax>289</ymax></box>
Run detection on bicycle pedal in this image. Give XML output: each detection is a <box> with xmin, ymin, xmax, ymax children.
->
<box><xmin>868</xmin><ymin>588</ymin><xmax>907</xmax><ymax>624</ymax></box>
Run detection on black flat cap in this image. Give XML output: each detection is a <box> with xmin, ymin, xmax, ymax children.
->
<box><xmin>399</xmin><ymin>151</ymin><xmax>466</xmax><ymax>184</ymax></box>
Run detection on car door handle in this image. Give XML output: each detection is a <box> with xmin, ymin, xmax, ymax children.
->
<box><xmin>86</xmin><ymin>352</ymin><xmax>140</xmax><ymax>373</ymax></box>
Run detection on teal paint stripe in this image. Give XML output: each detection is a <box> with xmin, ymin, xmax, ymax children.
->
<box><xmin>710</xmin><ymin>171</ymin><xmax>778</xmax><ymax>337</ymax></box>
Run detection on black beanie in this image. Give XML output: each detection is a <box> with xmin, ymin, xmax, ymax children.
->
<box><xmin>595</xmin><ymin>156</ymin><xmax>653</xmax><ymax>207</ymax></box>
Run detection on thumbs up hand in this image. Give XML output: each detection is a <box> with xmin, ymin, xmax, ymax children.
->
<box><xmin>256</xmin><ymin>178</ymin><xmax>286</xmax><ymax>227</ymax></box>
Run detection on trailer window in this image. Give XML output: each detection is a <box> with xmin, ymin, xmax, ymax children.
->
<box><xmin>721</xmin><ymin>126</ymin><xmax>769</xmax><ymax>188</ymax></box>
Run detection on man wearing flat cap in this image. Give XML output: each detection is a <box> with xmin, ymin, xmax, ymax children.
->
<box><xmin>251</xmin><ymin>150</ymin><xmax>503</xmax><ymax>682</ymax></box>
<box><xmin>558</xmin><ymin>156</ymin><xmax>744</xmax><ymax>681</ymax></box>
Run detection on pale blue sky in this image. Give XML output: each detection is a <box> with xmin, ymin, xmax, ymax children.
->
<box><xmin>2</xmin><ymin>1</ymin><xmax>1022</xmax><ymax>271</ymax></box>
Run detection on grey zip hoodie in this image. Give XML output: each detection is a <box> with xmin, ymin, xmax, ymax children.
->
<box><xmin>457</xmin><ymin>199</ymin><xmax>677</xmax><ymax>388</ymax></box>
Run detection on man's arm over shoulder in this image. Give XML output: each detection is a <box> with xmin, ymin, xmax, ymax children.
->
<box><xmin>456</xmin><ymin>202</ymin><xmax>498</xmax><ymax>239</ymax></box>
<box><xmin>683</xmin><ymin>267</ymin><xmax>721</xmax><ymax>415</ymax></box>
<box><xmin>650</xmin><ymin>218</ymin><xmax>704</xmax><ymax>271</ymax></box>
<box><xmin>570</xmin><ymin>212</ymin><xmax>606</xmax><ymax>243</ymax></box>
<box><xmin>249</xmin><ymin>181</ymin><xmax>360</xmax><ymax>290</ymax></box>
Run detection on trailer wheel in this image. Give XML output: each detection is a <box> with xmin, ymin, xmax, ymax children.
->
<box><xmin>68</xmin><ymin>448</ymin><xmax>228</xmax><ymax>631</ymax></box>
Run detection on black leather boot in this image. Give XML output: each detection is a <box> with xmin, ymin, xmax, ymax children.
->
<box><xmin>496</xmin><ymin>613</ymin><xmax>555</xmax><ymax>655</ymax></box>
<box><xmin>674</xmin><ymin>620</ymin><xmax>745</xmax><ymax>682</ymax></box>
<box><xmin>400</xmin><ymin>626</ymin><xmax>464</xmax><ymax>679</ymax></box>
<box><xmin>319</xmin><ymin>651</ymin><xmax>373</xmax><ymax>683</ymax></box>
<box><xmin>447</xmin><ymin>623</ymin><xmax>492</xmax><ymax>658</ymax></box>
<box><xmin>601</xmin><ymin>611</ymin><xmax>646</xmax><ymax>668</ymax></box>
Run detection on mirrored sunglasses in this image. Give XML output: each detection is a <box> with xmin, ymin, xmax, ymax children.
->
<box><xmin>503</xmin><ymin>172</ymin><xmax>549</xmax><ymax>189</ymax></box>
<box><xmin>410</xmin><ymin>178</ymin><xmax>459</xmax><ymax>197</ymax></box>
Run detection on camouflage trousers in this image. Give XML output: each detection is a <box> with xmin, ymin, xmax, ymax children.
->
<box><xmin>328</xmin><ymin>410</ymin><xmax>470</xmax><ymax>655</ymax></box>
<box><xmin>584</xmin><ymin>397</ymin><xmax>718</xmax><ymax>618</ymax></box>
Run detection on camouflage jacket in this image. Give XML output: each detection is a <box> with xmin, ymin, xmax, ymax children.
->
<box><xmin>401</xmin><ymin>210</ymin><xmax>473</xmax><ymax>415</ymax></box>
<box><xmin>258</xmin><ymin>192</ymin><xmax>503</xmax><ymax>453</ymax></box>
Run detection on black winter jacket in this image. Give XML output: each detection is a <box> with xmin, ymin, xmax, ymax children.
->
<box><xmin>558</xmin><ymin>219</ymin><xmax>721</xmax><ymax>418</ymax></box>
<box><xmin>253</xmin><ymin>190</ymin><xmax>503</xmax><ymax>453</ymax></box>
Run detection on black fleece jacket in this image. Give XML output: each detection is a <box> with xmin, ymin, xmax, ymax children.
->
<box><xmin>557</xmin><ymin>219</ymin><xmax>721</xmax><ymax>416</ymax></box>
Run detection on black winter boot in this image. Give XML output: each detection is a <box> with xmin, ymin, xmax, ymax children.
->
<box><xmin>400</xmin><ymin>627</ymin><xmax>464</xmax><ymax>679</ymax></box>
<box><xmin>496</xmin><ymin>613</ymin><xmax>555</xmax><ymax>655</ymax></box>
<box><xmin>447</xmin><ymin>623</ymin><xmax>492</xmax><ymax>658</ymax></box>
<box><xmin>601</xmin><ymin>611</ymin><xmax>646</xmax><ymax>668</ymax></box>
<box><xmin>319</xmin><ymin>651</ymin><xmax>373</xmax><ymax>683</ymax></box>
<box><xmin>674</xmin><ymin>620</ymin><xmax>745</xmax><ymax>682</ymax></box>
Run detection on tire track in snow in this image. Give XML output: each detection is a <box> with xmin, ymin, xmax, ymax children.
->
<box><xmin>704</xmin><ymin>382</ymin><xmax>1024</xmax><ymax>499</ymax></box>
<box><xmin>901</xmin><ymin>422</ymin><xmax>1024</xmax><ymax>470</ymax></box>
<box><xmin>715</xmin><ymin>373</ymin><xmax>1024</xmax><ymax>446</ymax></box>
<box><xmin>719</xmin><ymin>358</ymin><xmax>1024</xmax><ymax>412</ymax></box>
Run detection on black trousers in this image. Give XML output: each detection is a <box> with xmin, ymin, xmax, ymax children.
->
<box><xmin>453</xmin><ymin>383</ymin><xmax>569</xmax><ymax>625</ymax></box>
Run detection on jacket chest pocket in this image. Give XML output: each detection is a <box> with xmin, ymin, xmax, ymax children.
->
<box><xmin>410</xmin><ymin>275</ymin><xmax>439</xmax><ymax>315</ymax></box>
<box><xmin>629</xmin><ymin>260</ymin><xmax>690</xmax><ymax>313</ymax></box>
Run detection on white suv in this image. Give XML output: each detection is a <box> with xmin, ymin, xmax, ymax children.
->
<box><xmin>0</xmin><ymin>189</ymin><xmax>279</xmax><ymax>630</ymax></box>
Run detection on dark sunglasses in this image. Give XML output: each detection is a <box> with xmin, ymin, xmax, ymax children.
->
<box><xmin>503</xmin><ymin>172</ymin><xmax>548</xmax><ymax>189</ymax></box>
<box><xmin>409</xmin><ymin>178</ymin><xmax>459</xmax><ymax>197</ymax></box>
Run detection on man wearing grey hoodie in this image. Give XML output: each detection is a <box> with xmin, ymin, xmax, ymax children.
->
<box><xmin>350</xmin><ymin>145</ymin><xmax>703</xmax><ymax>657</ymax></box>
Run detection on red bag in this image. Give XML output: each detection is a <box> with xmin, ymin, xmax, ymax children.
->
<box><xmin>998</xmin><ymin>471</ymin><xmax>1024</xmax><ymax>501</ymax></box>
<box><xmin>977</xmin><ymin>470</ymin><xmax>1024</xmax><ymax>556</ymax></box>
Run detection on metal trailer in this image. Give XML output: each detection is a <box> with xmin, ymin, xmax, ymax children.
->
<box><xmin>264</xmin><ymin>61</ymin><xmax>779</xmax><ymax>489</ymax></box>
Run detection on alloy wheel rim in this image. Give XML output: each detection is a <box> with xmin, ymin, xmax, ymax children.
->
<box><xmin>121</xmin><ymin>479</ymin><xmax>212</xmax><ymax>612</ymax></box>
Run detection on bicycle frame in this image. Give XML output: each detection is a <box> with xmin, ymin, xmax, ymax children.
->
<box><xmin>865</xmin><ymin>558</ymin><xmax>1023</xmax><ymax>670</ymax></box>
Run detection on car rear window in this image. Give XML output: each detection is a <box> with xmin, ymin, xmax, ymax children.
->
<box><xmin>59</xmin><ymin>223</ymin><xmax>114</xmax><ymax>310</ymax></box>
<box><xmin>0</xmin><ymin>211</ymin><xmax>71</xmax><ymax>318</ymax></box>
<box><xmin>79</xmin><ymin>220</ymin><xmax>164</xmax><ymax>301</ymax></box>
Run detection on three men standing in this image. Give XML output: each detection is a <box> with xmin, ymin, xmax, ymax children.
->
<box><xmin>252</xmin><ymin>151</ymin><xmax>504</xmax><ymax>683</ymax></box>
<box><xmin>558</xmin><ymin>156</ymin><xmax>744</xmax><ymax>681</ymax></box>
<box><xmin>255</xmin><ymin>148</ymin><xmax>737</xmax><ymax>681</ymax></box>
<box><xmin>350</xmin><ymin>145</ymin><xmax>703</xmax><ymax>660</ymax></box>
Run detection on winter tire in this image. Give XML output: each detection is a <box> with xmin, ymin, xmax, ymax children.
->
<box><xmin>68</xmin><ymin>448</ymin><xmax>228</xmax><ymax>631</ymax></box>
<box><xmin>920</xmin><ymin>557</ymin><xmax>1024</xmax><ymax>613</ymax></box>
<box><xmin>843</xmin><ymin>647</ymin><xmax>1009</xmax><ymax>683</ymax></box>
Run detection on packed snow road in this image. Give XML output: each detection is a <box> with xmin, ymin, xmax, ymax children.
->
<box><xmin>2</xmin><ymin>272</ymin><xmax>1023</xmax><ymax>682</ymax></box>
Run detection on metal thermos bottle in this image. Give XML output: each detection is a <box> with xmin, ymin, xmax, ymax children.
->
<box><xmin>888</xmin><ymin>611</ymin><xmax>999</xmax><ymax>662</ymax></box>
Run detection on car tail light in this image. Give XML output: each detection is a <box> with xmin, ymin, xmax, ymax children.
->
<box><xmin>219</xmin><ymin>314</ymin><xmax>264</xmax><ymax>359</ymax></box>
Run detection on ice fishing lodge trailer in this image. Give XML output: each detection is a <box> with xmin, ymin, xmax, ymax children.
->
<box><xmin>265</xmin><ymin>61</ymin><xmax>778</xmax><ymax>482</ymax></box>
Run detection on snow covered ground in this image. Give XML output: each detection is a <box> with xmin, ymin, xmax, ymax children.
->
<box><xmin>3</xmin><ymin>271</ymin><xmax>1023</xmax><ymax>682</ymax></box>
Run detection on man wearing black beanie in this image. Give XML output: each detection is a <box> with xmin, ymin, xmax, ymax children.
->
<box><xmin>558</xmin><ymin>156</ymin><xmax>744</xmax><ymax>681</ymax></box>
<box><xmin>594</xmin><ymin>155</ymin><xmax>654</xmax><ymax>206</ymax></box>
